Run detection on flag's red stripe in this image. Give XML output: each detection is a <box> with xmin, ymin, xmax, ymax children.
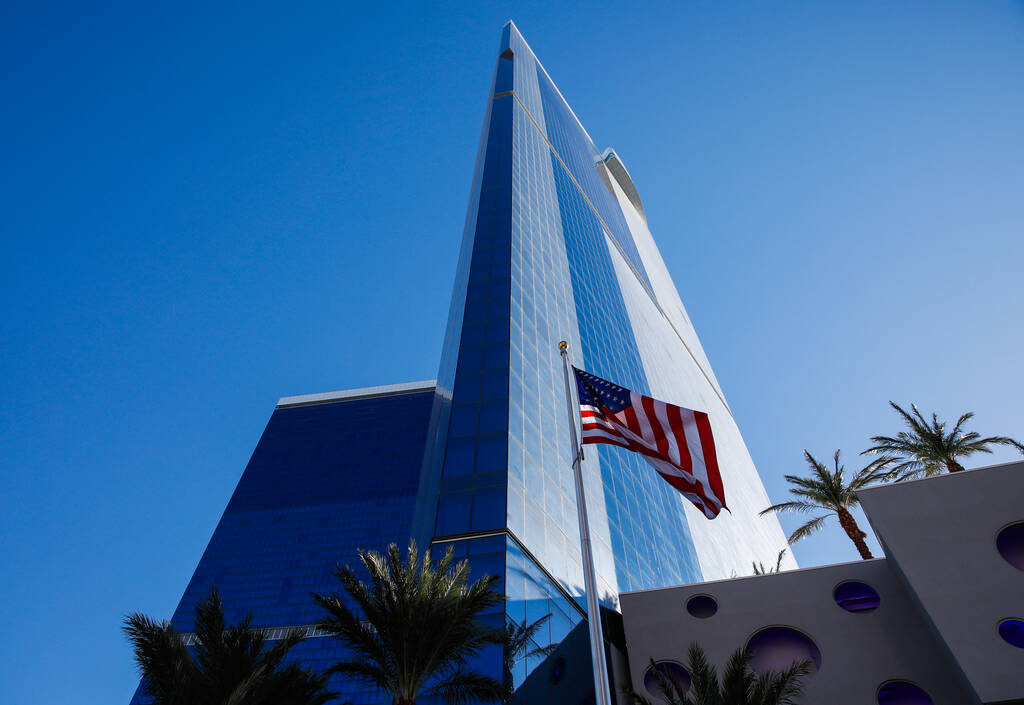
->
<box><xmin>581</xmin><ymin>425</ymin><xmax>621</xmax><ymax>438</ymax></box>
<box><xmin>582</xmin><ymin>435</ymin><xmax>632</xmax><ymax>450</ymax></box>
<box><xmin>656</xmin><ymin>471</ymin><xmax>718</xmax><ymax>518</ymax></box>
<box><xmin>642</xmin><ymin>396</ymin><xmax>671</xmax><ymax>460</ymax></box>
<box><xmin>694</xmin><ymin>410</ymin><xmax>725</xmax><ymax>508</ymax></box>
<box><xmin>666</xmin><ymin>403</ymin><xmax>692</xmax><ymax>473</ymax></box>
<box><xmin>622</xmin><ymin>404</ymin><xmax>642</xmax><ymax>437</ymax></box>
<box><xmin>573</xmin><ymin>367</ymin><xmax>725</xmax><ymax>519</ymax></box>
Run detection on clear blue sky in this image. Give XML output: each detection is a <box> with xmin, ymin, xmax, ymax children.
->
<box><xmin>2</xmin><ymin>2</ymin><xmax>1023</xmax><ymax>702</ymax></box>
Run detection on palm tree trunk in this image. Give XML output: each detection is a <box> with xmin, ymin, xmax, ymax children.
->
<box><xmin>837</xmin><ymin>508</ymin><xmax>873</xmax><ymax>559</ymax></box>
<box><xmin>946</xmin><ymin>459</ymin><xmax>966</xmax><ymax>473</ymax></box>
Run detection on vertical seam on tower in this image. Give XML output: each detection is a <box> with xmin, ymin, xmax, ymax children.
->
<box><xmin>503</xmin><ymin>90</ymin><xmax>732</xmax><ymax>416</ymax></box>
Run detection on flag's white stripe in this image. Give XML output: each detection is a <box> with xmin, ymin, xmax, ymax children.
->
<box><xmin>645</xmin><ymin>456</ymin><xmax>689</xmax><ymax>480</ymax></box>
<box><xmin>581</xmin><ymin>428</ymin><xmax>630</xmax><ymax>446</ymax></box>
<box><xmin>647</xmin><ymin>456</ymin><xmax>722</xmax><ymax>511</ymax></box>
<box><xmin>680</xmin><ymin>408</ymin><xmax>711</xmax><ymax>494</ymax></box>
<box><xmin>628</xmin><ymin>392</ymin><xmax>658</xmax><ymax>447</ymax></box>
<box><xmin>604</xmin><ymin>411</ymin><xmax>659</xmax><ymax>458</ymax></box>
<box><xmin>580</xmin><ymin>408</ymin><xmax>618</xmax><ymax>429</ymax></box>
<box><xmin>684</xmin><ymin>493</ymin><xmax>715</xmax><ymax>519</ymax></box>
<box><xmin>583</xmin><ymin>424</ymin><xmax>619</xmax><ymax>438</ymax></box>
<box><xmin>652</xmin><ymin>399</ymin><xmax>682</xmax><ymax>467</ymax></box>
<box><xmin>578</xmin><ymin>382</ymin><xmax>724</xmax><ymax>517</ymax></box>
<box><xmin>600</xmin><ymin>412</ymin><xmax>698</xmax><ymax>489</ymax></box>
<box><xmin>581</xmin><ymin>415</ymin><xmax>618</xmax><ymax>432</ymax></box>
<box><xmin>647</xmin><ymin>453</ymin><xmax>717</xmax><ymax>516</ymax></box>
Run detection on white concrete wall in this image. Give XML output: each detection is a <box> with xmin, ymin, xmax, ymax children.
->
<box><xmin>621</xmin><ymin>558</ymin><xmax>977</xmax><ymax>704</ymax></box>
<box><xmin>859</xmin><ymin>461</ymin><xmax>1024</xmax><ymax>704</ymax></box>
<box><xmin>605</xmin><ymin>173</ymin><xmax>794</xmax><ymax>580</ymax></box>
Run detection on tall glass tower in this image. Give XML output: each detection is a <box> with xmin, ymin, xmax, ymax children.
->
<box><xmin>130</xmin><ymin>22</ymin><xmax>790</xmax><ymax>705</ymax></box>
<box><xmin>417</xmin><ymin>20</ymin><xmax>791</xmax><ymax>696</ymax></box>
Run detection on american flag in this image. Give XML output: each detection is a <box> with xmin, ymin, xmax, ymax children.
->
<box><xmin>574</xmin><ymin>367</ymin><xmax>727</xmax><ymax>519</ymax></box>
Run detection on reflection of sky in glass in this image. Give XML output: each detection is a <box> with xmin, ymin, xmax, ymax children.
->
<box><xmin>747</xmin><ymin>627</ymin><xmax>821</xmax><ymax>674</ymax></box>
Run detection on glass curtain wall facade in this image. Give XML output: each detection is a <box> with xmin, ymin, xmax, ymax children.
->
<box><xmin>130</xmin><ymin>384</ymin><xmax>437</xmax><ymax>705</ymax></box>
<box><xmin>421</xmin><ymin>22</ymin><xmax>792</xmax><ymax>692</ymax></box>
<box><xmin>130</xmin><ymin>22</ymin><xmax>792</xmax><ymax>705</ymax></box>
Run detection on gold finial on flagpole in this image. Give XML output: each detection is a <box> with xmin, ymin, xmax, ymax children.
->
<box><xmin>558</xmin><ymin>340</ymin><xmax>568</xmax><ymax>351</ymax></box>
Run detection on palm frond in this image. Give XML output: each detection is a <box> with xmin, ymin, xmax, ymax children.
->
<box><xmin>640</xmin><ymin>658</ymin><xmax>690</xmax><ymax>705</ymax></box>
<box><xmin>315</xmin><ymin>539</ymin><xmax>503</xmax><ymax>705</ymax></box>
<box><xmin>421</xmin><ymin>668</ymin><xmax>504</xmax><ymax>704</ymax></box>
<box><xmin>759</xmin><ymin>499</ymin><xmax>820</xmax><ymax>516</ymax></box>
<box><xmin>753</xmin><ymin>548</ymin><xmax>787</xmax><ymax>575</ymax></box>
<box><xmin>324</xmin><ymin>660</ymin><xmax>390</xmax><ymax>691</ymax></box>
<box><xmin>720</xmin><ymin>647</ymin><xmax>754</xmax><ymax>704</ymax></box>
<box><xmin>787</xmin><ymin>515</ymin><xmax>829</xmax><ymax>544</ymax></box>
<box><xmin>867</xmin><ymin>402</ymin><xmax>1022</xmax><ymax>480</ymax></box>
<box><xmin>685</xmin><ymin>642</ymin><xmax>719</xmax><ymax>705</ymax></box>
<box><xmin>125</xmin><ymin>589</ymin><xmax>332</xmax><ymax>705</ymax></box>
<box><xmin>752</xmin><ymin>658</ymin><xmax>812</xmax><ymax>705</ymax></box>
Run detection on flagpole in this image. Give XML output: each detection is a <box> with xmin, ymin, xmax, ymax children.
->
<box><xmin>558</xmin><ymin>341</ymin><xmax>613</xmax><ymax>705</ymax></box>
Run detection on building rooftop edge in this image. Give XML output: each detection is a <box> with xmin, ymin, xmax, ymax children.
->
<box><xmin>276</xmin><ymin>380</ymin><xmax>437</xmax><ymax>408</ymax></box>
<box><xmin>601</xmin><ymin>147</ymin><xmax>646</xmax><ymax>221</ymax></box>
<box><xmin>857</xmin><ymin>457</ymin><xmax>1024</xmax><ymax>498</ymax></box>
<box><xmin>619</xmin><ymin>556</ymin><xmax>888</xmax><ymax>598</ymax></box>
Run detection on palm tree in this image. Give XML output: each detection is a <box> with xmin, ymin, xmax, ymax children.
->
<box><xmin>497</xmin><ymin>610</ymin><xmax>557</xmax><ymax>700</ymax></box>
<box><xmin>862</xmin><ymin>401</ymin><xmax>1024</xmax><ymax>481</ymax></box>
<box><xmin>634</xmin><ymin>642</ymin><xmax>810</xmax><ymax>705</ymax></box>
<box><xmin>501</xmin><ymin>614</ymin><xmax>558</xmax><ymax>699</ymax></box>
<box><xmin>759</xmin><ymin>450</ymin><xmax>879</xmax><ymax>559</ymax></box>
<box><xmin>124</xmin><ymin>588</ymin><xmax>334</xmax><ymax>705</ymax></box>
<box><xmin>752</xmin><ymin>549</ymin><xmax>787</xmax><ymax>576</ymax></box>
<box><xmin>313</xmin><ymin>540</ymin><xmax>505</xmax><ymax>705</ymax></box>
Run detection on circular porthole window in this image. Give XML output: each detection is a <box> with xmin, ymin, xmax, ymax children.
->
<box><xmin>549</xmin><ymin>657</ymin><xmax>567</xmax><ymax>684</ymax></box>
<box><xmin>998</xmin><ymin>619</ymin><xmax>1024</xmax><ymax>648</ymax></box>
<box><xmin>834</xmin><ymin>580</ymin><xmax>881</xmax><ymax>613</ymax></box>
<box><xmin>686</xmin><ymin>594</ymin><xmax>718</xmax><ymax>618</ymax></box>
<box><xmin>746</xmin><ymin>626</ymin><xmax>821</xmax><ymax>675</ymax></box>
<box><xmin>643</xmin><ymin>660</ymin><xmax>691</xmax><ymax>701</ymax></box>
<box><xmin>877</xmin><ymin>680</ymin><xmax>934</xmax><ymax>705</ymax></box>
<box><xmin>996</xmin><ymin>522</ymin><xmax>1024</xmax><ymax>572</ymax></box>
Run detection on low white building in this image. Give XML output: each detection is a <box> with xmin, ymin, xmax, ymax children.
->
<box><xmin>621</xmin><ymin>460</ymin><xmax>1024</xmax><ymax>705</ymax></box>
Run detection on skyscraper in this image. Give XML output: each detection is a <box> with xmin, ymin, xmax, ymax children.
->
<box><xmin>419</xmin><ymin>20</ymin><xmax>791</xmax><ymax>693</ymax></box>
<box><xmin>131</xmin><ymin>22</ymin><xmax>790</xmax><ymax>705</ymax></box>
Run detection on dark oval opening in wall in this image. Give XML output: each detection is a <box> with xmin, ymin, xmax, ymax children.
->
<box><xmin>996</xmin><ymin>522</ymin><xmax>1024</xmax><ymax>572</ymax></box>
<box><xmin>877</xmin><ymin>680</ymin><xmax>934</xmax><ymax>705</ymax></box>
<box><xmin>686</xmin><ymin>594</ymin><xmax>718</xmax><ymax>618</ymax></box>
<box><xmin>643</xmin><ymin>660</ymin><xmax>691</xmax><ymax>701</ymax></box>
<box><xmin>746</xmin><ymin>626</ymin><xmax>821</xmax><ymax>675</ymax></box>
<box><xmin>834</xmin><ymin>580</ymin><xmax>881</xmax><ymax>613</ymax></box>
<box><xmin>998</xmin><ymin>618</ymin><xmax>1024</xmax><ymax>648</ymax></box>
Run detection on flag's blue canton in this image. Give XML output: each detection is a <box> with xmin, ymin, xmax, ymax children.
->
<box><xmin>574</xmin><ymin>367</ymin><xmax>631</xmax><ymax>413</ymax></box>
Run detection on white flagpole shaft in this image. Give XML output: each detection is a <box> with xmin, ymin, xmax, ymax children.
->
<box><xmin>558</xmin><ymin>341</ymin><xmax>613</xmax><ymax>705</ymax></box>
